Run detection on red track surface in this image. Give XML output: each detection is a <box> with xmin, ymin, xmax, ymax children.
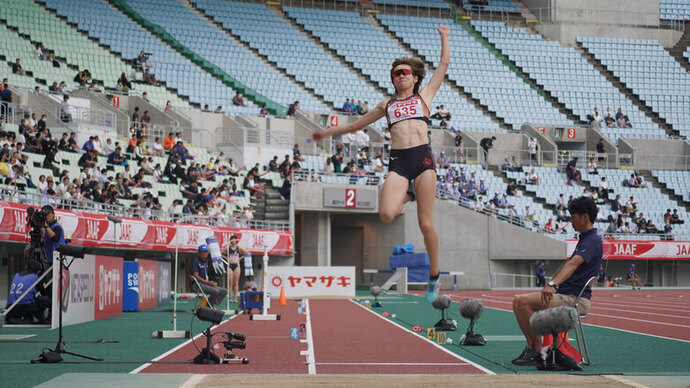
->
<box><xmin>439</xmin><ymin>289</ymin><xmax>690</xmax><ymax>342</ymax></box>
<box><xmin>309</xmin><ymin>299</ymin><xmax>486</xmax><ymax>374</ymax></box>
<box><xmin>140</xmin><ymin>302</ymin><xmax>308</xmax><ymax>374</ymax></box>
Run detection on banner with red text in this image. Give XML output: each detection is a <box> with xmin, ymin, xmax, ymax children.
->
<box><xmin>567</xmin><ymin>239</ymin><xmax>690</xmax><ymax>260</ymax></box>
<box><xmin>0</xmin><ymin>201</ymin><xmax>292</xmax><ymax>255</ymax></box>
<box><xmin>265</xmin><ymin>266</ymin><xmax>355</xmax><ymax>298</ymax></box>
<box><xmin>51</xmin><ymin>254</ymin><xmax>95</xmax><ymax>328</ymax></box>
<box><xmin>95</xmin><ymin>255</ymin><xmax>123</xmax><ymax>320</ymax></box>
<box><xmin>137</xmin><ymin>259</ymin><xmax>158</xmax><ymax>310</ymax></box>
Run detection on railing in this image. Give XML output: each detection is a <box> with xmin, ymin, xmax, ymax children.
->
<box><xmin>292</xmin><ymin>169</ymin><xmax>382</xmax><ymax>186</ymax></box>
<box><xmin>0</xmin><ymin>184</ymin><xmax>290</xmax><ymax>230</ymax></box>
<box><xmin>645</xmin><ymin>154</ymin><xmax>690</xmax><ymax>171</ymax></box>
<box><xmin>270</xmin><ymin>0</ymin><xmax>452</xmax><ymax>18</ymax></box>
<box><xmin>490</xmin><ymin>272</ymin><xmax>548</xmax><ymax>288</ymax></box>
<box><xmin>53</xmin><ymin>105</ymin><xmax>117</xmax><ymax>130</ymax></box>
<box><xmin>0</xmin><ymin>101</ymin><xmax>17</xmax><ymax>125</ymax></box>
<box><xmin>556</xmin><ymin>150</ymin><xmax>633</xmax><ymax>170</ymax></box>
<box><xmin>527</xmin><ymin>7</ymin><xmax>685</xmax><ymax>31</ymax></box>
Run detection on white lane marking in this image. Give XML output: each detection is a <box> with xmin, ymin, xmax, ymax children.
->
<box><xmin>129</xmin><ymin>315</ymin><xmax>239</xmax><ymax>374</ymax></box>
<box><xmin>305</xmin><ymin>298</ymin><xmax>316</xmax><ymax>375</ymax></box>
<box><xmin>349</xmin><ymin>299</ymin><xmax>495</xmax><ymax>375</ymax></box>
<box><xmin>316</xmin><ymin>362</ymin><xmax>470</xmax><ymax>366</ymax></box>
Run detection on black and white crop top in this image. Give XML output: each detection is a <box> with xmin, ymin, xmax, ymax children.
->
<box><xmin>385</xmin><ymin>94</ymin><xmax>431</xmax><ymax>130</ymax></box>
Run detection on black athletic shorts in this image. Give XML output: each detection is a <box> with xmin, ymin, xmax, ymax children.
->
<box><xmin>388</xmin><ymin>143</ymin><xmax>436</xmax><ymax>181</ymax></box>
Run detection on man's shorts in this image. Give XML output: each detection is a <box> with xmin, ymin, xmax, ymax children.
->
<box><xmin>388</xmin><ymin>144</ymin><xmax>435</xmax><ymax>181</ymax></box>
<box><xmin>554</xmin><ymin>293</ymin><xmax>591</xmax><ymax>316</ymax></box>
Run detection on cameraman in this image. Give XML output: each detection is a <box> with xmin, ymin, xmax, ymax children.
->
<box><xmin>41</xmin><ymin>205</ymin><xmax>65</xmax><ymax>264</ymax></box>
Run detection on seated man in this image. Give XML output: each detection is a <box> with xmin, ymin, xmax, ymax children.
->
<box><xmin>5</xmin><ymin>260</ymin><xmax>50</xmax><ymax>324</ymax></box>
<box><xmin>627</xmin><ymin>263</ymin><xmax>642</xmax><ymax>290</ymax></box>
<box><xmin>191</xmin><ymin>244</ymin><xmax>228</xmax><ymax>308</ymax></box>
<box><xmin>511</xmin><ymin>197</ymin><xmax>602</xmax><ymax>365</ymax></box>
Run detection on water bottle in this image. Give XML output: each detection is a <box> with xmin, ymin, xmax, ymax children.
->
<box><xmin>446</xmin><ymin>338</ymin><xmax>453</xmax><ymax>344</ymax></box>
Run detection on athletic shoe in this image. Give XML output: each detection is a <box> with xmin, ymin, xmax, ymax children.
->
<box><xmin>425</xmin><ymin>277</ymin><xmax>440</xmax><ymax>302</ymax></box>
<box><xmin>511</xmin><ymin>348</ymin><xmax>543</xmax><ymax>366</ymax></box>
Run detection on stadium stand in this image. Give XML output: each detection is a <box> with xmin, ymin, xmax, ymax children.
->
<box><xmin>191</xmin><ymin>0</ymin><xmax>383</xmax><ymax>113</ymax></box>
<box><xmin>378</xmin><ymin>14</ymin><xmax>575</xmax><ymax>131</ymax></box>
<box><xmin>39</xmin><ymin>0</ymin><xmax>247</xmax><ymax>114</ymax></box>
<box><xmin>579</xmin><ymin>37</ymin><xmax>690</xmax><ymax>139</ymax></box>
<box><xmin>284</xmin><ymin>6</ymin><xmax>501</xmax><ymax>132</ymax></box>
<box><xmin>121</xmin><ymin>0</ymin><xmax>329</xmax><ymax>114</ymax></box>
<box><xmin>472</xmin><ymin>21</ymin><xmax>664</xmax><ymax>143</ymax></box>
<box><xmin>461</xmin><ymin>0</ymin><xmax>522</xmax><ymax>13</ymax></box>
<box><xmin>659</xmin><ymin>0</ymin><xmax>690</xmax><ymax>20</ymax></box>
<box><xmin>0</xmin><ymin>0</ymin><xmax>191</xmax><ymax>110</ymax></box>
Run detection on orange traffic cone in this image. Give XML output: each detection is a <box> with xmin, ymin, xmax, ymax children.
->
<box><xmin>278</xmin><ymin>286</ymin><xmax>287</xmax><ymax>305</ymax></box>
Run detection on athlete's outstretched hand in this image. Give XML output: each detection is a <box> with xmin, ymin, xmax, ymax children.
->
<box><xmin>312</xmin><ymin>129</ymin><xmax>328</xmax><ymax>142</ymax></box>
<box><xmin>437</xmin><ymin>25</ymin><xmax>450</xmax><ymax>38</ymax></box>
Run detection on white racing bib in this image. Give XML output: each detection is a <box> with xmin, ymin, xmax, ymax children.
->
<box><xmin>386</xmin><ymin>96</ymin><xmax>427</xmax><ymax>127</ymax></box>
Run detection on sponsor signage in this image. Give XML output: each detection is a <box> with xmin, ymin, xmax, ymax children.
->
<box><xmin>0</xmin><ymin>201</ymin><xmax>292</xmax><ymax>255</ymax></box>
<box><xmin>266</xmin><ymin>266</ymin><xmax>355</xmax><ymax>297</ymax></box>
<box><xmin>567</xmin><ymin>239</ymin><xmax>690</xmax><ymax>260</ymax></box>
<box><xmin>52</xmin><ymin>254</ymin><xmax>95</xmax><ymax>328</ymax></box>
<box><xmin>137</xmin><ymin>259</ymin><xmax>158</xmax><ymax>310</ymax></box>
<box><xmin>323</xmin><ymin>188</ymin><xmax>377</xmax><ymax>209</ymax></box>
<box><xmin>94</xmin><ymin>256</ymin><xmax>123</xmax><ymax>320</ymax></box>
<box><xmin>157</xmin><ymin>261</ymin><xmax>172</xmax><ymax>306</ymax></box>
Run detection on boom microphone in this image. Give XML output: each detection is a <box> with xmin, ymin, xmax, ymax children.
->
<box><xmin>458</xmin><ymin>298</ymin><xmax>486</xmax><ymax>346</ymax></box>
<box><xmin>56</xmin><ymin>244</ymin><xmax>85</xmax><ymax>258</ymax></box>
<box><xmin>459</xmin><ymin>298</ymin><xmax>483</xmax><ymax>320</ymax></box>
<box><xmin>431</xmin><ymin>294</ymin><xmax>452</xmax><ymax>310</ymax></box>
<box><xmin>529</xmin><ymin>306</ymin><xmax>578</xmax><ymax>336</ymax></box>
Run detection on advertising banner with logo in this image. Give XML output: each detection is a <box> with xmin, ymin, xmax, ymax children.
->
<box><xmin>137</xmin><ymin>259</ymin><xmax>158</xmax><ymax>310</ymax></box>
<box><xmin>156</xmin><ymin>261</ymin><xmax>172</xmax><ymax>306</ymax></box>
<box><xmin>0</xmin><ymin>201</ymin><xmax>292</xmax><ymax>255</ymax></box>
<box><xmin>567</xmin><ymin>239</ymin><xmax>690</xmax><ymax>260</ymax></box>
<box><xmin>94</xmin><ymin>256</ymin><xmax>123</xmax><ymax>320</ymax></box>
<box><xmin>51</xmin><ymin>254</ymin><xmax>95</xmax><ymax>329</ymax></box>
<box><xmin>265</xmin><ymin>266</ymin><xmax>355</xmax><ymax>298</ymax></box>
<box><xmin>123</xmin><ymin>261</ymin><xmax>139</xmax><ymax>311</ymax></box>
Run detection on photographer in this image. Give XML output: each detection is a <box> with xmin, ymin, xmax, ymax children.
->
<box><xmin>41</xmin><ymin>205</ymin><xmax>65</xmax><ymax>264</ymax></box>
<box><xmin>5</xmin><ymin>260</ymin><xmax>50</xmax><ymax>324</ymax></box>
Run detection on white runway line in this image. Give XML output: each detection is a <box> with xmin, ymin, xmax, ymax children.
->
<box><xmin>349</xmin><ymin>299</ymin><xmax>495</xmax><ymax>375</ymax></box>
<box><xmin>316</xmin><ymin>362</ymin><xmax>470</xmax><ymax>366</ymax></box>
<box><xmin>305</xmin><ymin>298</ymin><xmax>316</xmax><ymax>375</ymax></box>
<box><xmin>129</xmin><ymin>315</ymin><xmax>239</xmax><ymax>374</ymax></box>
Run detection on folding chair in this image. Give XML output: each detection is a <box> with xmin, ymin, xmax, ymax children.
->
<box><xmin>189</xmin><ymin>276</ymin><xmax>212</xmax><ymax>313</ymax></box>
<box><xmin>571</xmin><ymin>275</ymin><xmax>597</xmax><ymax>366</ymax></box>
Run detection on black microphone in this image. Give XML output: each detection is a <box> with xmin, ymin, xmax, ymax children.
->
<box><xmin>56</xmin><ymin>244</ymin><xmax>85</xmax><ymax>258</ymax></box>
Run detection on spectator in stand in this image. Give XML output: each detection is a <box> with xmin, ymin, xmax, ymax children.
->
<box><xmin>278</xmin><ymin>172</ymin><xmax>292</xmax><ymax>200</ymax></box>
<box><xmin>243</xmin><ymin>170</ymin><xmax>266</xmax><ymax>198</ymax></box>
<box><xmin>267</xmin><ymin>155</ymin><xmax>279</xmax><ymax>172</ymax></box>
<box><xmin>627</xmin><ymin>173</ymin><xmax>640</xmax><ymax>188</ymax></box>
<box><xmin>506</xmin><ymin>180</ymin><xmax>519</xmax><ymax>197</ymax></box>
<box><xmin>259</xmin><ymin>105</ymin><xmax>268</xmax><ymax>117</ymax></box>
<box><xmin>163</xmin><ymin>132</ymin><xmax>175</xmax><ymax>151</ymax></box>
<box><xmin>535</xmin><ymin>261</ymin><xmax>546</xmax><ymax>287</ymax></box>
<box><xmin>42</xmin><ymin>147</ymin><xmax>60</xmax><ymax>177</ymax></box>
<box><xmin>565</xmin><ymin>156</ymin><xmax>580</xmax><ymax>185</ymax></box>
<box><xmin>361</xmin><ymin>101</ymin><xmax>369</xmax><ymax>115</ymax></box>
<box><xmin>596</xmin><ymin>138</ymin><xmax>606</xmax><ymax>167</ymax></box>
<box><xmin>604</xmin><ymin>113</ymin><xmax>615</xmax><ymax>127</ymax></box>
<box><xmin>286</xmin><ymin>101</ymin><xmax>299</xmax><ymax>117</ymax></box>
<box><xmin>598</xmin><ymin>177</ymin><xmax>610</xmax><ymax>200</ymax></box>
<box><xmin>292</xmin><ymin>144</ymin><xmax>305</xmax><ymax>162</ymax></box>
<box><xmin>152</xmin><ymin>137</ymin><xmax>164</xmax><ymax>156</ymax></box>
<box><xmin>36</xmin><ymin>43</ymin><xmax>46</xmax><ymax>60</ymax></box>
<box><xmin>173</xmin><ymin>141</ymin><xmax>194</xmax><ymax>161</ymax></box>
<box><xmin>78</xmin><ymin>149</ymin><xmax>97</xmax><ymax>168</ymax></box>
<box><xmin>590</xmin><ymin>107</ymin><xmax>602</xmax><ymax>128</ymax></box>
<box><xmin>611</xmin><ymin>194</ymin><xmax>623</xmax><ymax>214</ymax></box>
<box><xmin>480</xmin><ymin>136</ymin><xmax>495</xmax><ymax>166</ymax></box>
<box><xmin>342</xmin><ymin>98</ymin><xmax>351</xmax><ymax>113</ymax></box>
<box><xmin>102</xmin><ymin>138</ymin><xmax>115</xmax><ymax>155</ymax></box>
<box><xmin>587</xmin><ymin>157</ymin><xmax>598</xmax><ymax>174</ymax></box>
<box><xmin>107</xmin><ymin>147</ymin><xmax>127</xmax><ymax>166</ymax></box>
<box><xmin>232</xmin><ymin>91</ymin><xmax>246</xmax><ymax>106</ymax></box>
<box><xmin>82</xmin><ymin>136</ymin><xmax>95</xmax><ymax>153</ymax></box>
<box><xmin>59</xmin><ymin>95</ymin><xmax>72</xmax><ymax>123</ymax></box>
<box><xmin>544</xmin><ymin>218</ymin><xmax>555</xmax><ymax>234</ymax></box>
<box><xmin>117</xmin><ymin>72</ymin><xmax>132</xmax><ymax>92</ymax></box>
<box><xmin>616</xmin><ymin>108</ymin><xmax>631</xmax><ymax>128</ymax></box>
<box><xmin>671</xmin><ymin>209</ymin><xmax>684</xmax><ymax>224</ymax></box>
<box><xmin>143</xmin><ymin>68</ymin><xmax>158</xmax><ymax>86</ymax></box>
<box><xmin>437</xmin><ymin>151</ymin><xmax>449</xmax><ymax>169</ymax></box>
<box><xmin>12</xmin><ymin>58</ymin><xmax>24</xmax><ymax>75</ymax></box>
<box><xmin>625</xmin><ymin>196</ymin><xmax>638</xmax><ymax>218</ymax></box>
<box><xmin>0</xmin><ymin>83</ymin><xmax>12</xmax><ymax>121</ymax></box>
<box><xmin>635</xmin><ymin>174</ymin><xmax>647</xmax><ymax>188</ymax></box>
<box><xmin>57</xmin><ymin>81</ymin><xmax>68</xmax><ymax>95</ymax></box>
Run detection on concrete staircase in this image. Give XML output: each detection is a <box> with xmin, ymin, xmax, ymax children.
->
<box><xmin>669</xmin><ymin>28</ymin><xmax>690</xmax><ymax>74</ymax></box>
<box><xmin>640</xmin><ymin>171</ymin><xmax>690</xmax><ymax>213</ymax></box>
<box><xmin>253</xmin><ymin>187</ymin><xmax>289</xmax><ymax>221</ymax></box>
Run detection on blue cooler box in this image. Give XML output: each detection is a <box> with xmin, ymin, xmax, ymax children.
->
<box><xmin>389</xmin><ymin>253</ymin><xmax>430</xmax><ymax>282</ymax></box>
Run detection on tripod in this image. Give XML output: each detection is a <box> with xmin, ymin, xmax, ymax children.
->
<box><xmin>193</xmin><ymin>325</ymin><xmax>220</xmax><ymax>364</ymax></box>
<box><xmin>32</xmin><ymin>252</ymin><xmax>102</xmax><ymax>363</ymax></box>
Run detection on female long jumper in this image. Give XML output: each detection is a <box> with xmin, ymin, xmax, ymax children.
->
<box><xmin>313</xmin><ymin>25</ymin><xmax>450</xmax><ymax>302</ymax></box>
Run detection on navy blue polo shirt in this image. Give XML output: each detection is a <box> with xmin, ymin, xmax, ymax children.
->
<box><xmin>557</xmin><ymin>228</ymin><xmax>602</xmax><ymax>299</ymax></box>
<box><xmin>191</xmin><ymin>256</ymin><xmax>208</xmax><ymax>281</ymax></box>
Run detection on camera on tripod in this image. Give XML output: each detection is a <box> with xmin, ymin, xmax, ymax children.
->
<box><xmin>222</xmin><ymin>332</ymin><xmax>247</xmax><ymax>351</ymax></box>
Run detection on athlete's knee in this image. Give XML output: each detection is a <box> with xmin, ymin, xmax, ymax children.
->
<box><xmin>418</xmin><ymin>219</ymin><xmax>436</xmax><ymax>235</ymax></box>
<box><xmin>379</xmin><ymin>210</ymin><xmax>396</xmax><ymax>224</ymax></box>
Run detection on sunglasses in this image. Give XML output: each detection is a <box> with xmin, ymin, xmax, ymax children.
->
<box><xmin>392</xmin><ymin>68</ymin><xmax>412</xmax><ymax>77</ymax></box>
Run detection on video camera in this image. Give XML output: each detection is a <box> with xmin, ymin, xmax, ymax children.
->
<box><xmin>26</xmin><ymin>206</ymin><xmax>48</xmax><ymax>249</ymax></box>
<box><xmin>222</xmin><ymin>332</ymin><xmax>246</xmax><ymax>350</ymax></box>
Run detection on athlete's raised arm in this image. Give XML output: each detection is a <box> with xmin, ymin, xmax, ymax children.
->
<box><xmin>419</xmin><ymin>25</ymin><xmax>450</xmax><ymax>105</ymax></box>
